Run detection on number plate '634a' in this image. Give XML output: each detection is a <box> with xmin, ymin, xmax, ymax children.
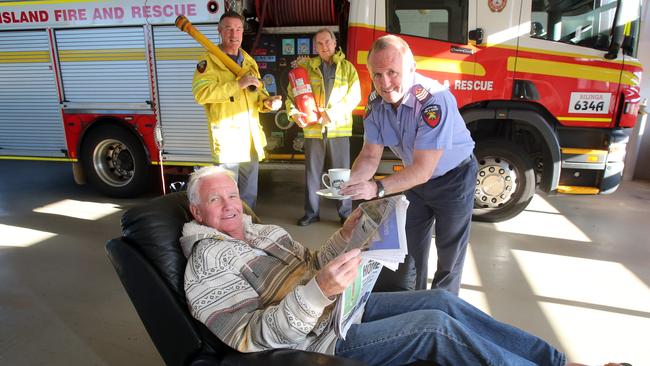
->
<box><xmin>568</xmin><ymin>92</ymin><xmax>611</xmax><ymax>114</ymax></box>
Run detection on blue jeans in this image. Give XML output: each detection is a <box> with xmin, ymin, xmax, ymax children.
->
<box><xmin>335</xmin><ymin>290</ymin><xmax>566</xmax><ymax>366</ymax></box>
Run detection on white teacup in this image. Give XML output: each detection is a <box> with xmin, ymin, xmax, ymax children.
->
<box><xmin>322</xmin><ymin>168</ymin><xmax>350</xmax><ymax>196</ymax></box>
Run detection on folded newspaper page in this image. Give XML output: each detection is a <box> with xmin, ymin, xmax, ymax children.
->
<box><xmin>333</xmin><ymin>194</ymin><xmax>409</xmax><ymax>339</ymax></box>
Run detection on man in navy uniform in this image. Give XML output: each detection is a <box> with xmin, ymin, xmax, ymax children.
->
<box><xmin>341</xmin><ymin>35</ymin><xmax>477</xmax><ymax>294</ymax></box>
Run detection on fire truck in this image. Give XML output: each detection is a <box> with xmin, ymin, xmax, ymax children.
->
<box><xmin>0</xmin><ymin>0</ymin><xmax>643</xmax><ymax>222</ymax></box>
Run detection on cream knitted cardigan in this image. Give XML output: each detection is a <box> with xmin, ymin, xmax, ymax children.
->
<box><xmin>181</xmin><ymin>215</ymin><xmax>348</xmax><ymax>354</ymax></box>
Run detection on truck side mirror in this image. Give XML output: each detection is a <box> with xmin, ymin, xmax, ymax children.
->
<box><xmin>605</xmin><ymin>0</ymin><xmax>625</xmax><ymax>60</ymax></box>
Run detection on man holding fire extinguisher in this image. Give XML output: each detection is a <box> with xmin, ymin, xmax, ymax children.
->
<box><xmin>286</xmin><ymin>28</ymin><xmax>361</xmax><ymax>226</ymax></box>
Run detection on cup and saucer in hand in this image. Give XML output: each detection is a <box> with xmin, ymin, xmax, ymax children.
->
<box><xmin>318</xmin><ymin>168</ymin><xmax>352</xmax><ymax>200</ymax></box>
<box><xmin>316</xmin><ymin>188</ymin><xmax>352</xmax><ymax>200</ymax></box>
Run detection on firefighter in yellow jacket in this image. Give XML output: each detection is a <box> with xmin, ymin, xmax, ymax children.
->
<box><xmin>192</xmin><ymin>11</ymin><xmax>282</xmax><ymax>209</ymax></box>
<box><xmin>286</xmin><ymin>29</ymin><xmax>361</xmax><ymax>226</ymax></box>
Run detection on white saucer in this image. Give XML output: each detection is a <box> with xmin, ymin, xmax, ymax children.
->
<box><xmin>316</xmin><ymin>188</ymin><xmax>351</xmax><ymax>200</ymax></box>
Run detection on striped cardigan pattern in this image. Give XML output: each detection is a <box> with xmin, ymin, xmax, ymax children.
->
<box><xmin>181</xmin><ymin>215</ymin><xmax>348</xmax><ymax>354</ymax></box>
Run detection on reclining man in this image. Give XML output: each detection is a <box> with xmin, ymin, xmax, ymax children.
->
<box><xmin>180</xmin><ymin>166</ymin><xmax>624</xmax><ymax>366</ymax></box>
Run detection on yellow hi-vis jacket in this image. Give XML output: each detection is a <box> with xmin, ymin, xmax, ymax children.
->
<box><xmin>285</xmin><ymin>49</ymin><xmax>361</xmax><ymax>139</ymax></box>
<box><xmin>192</xmin><ymin>50</ymin><xmax>271</xmax><ymax>163</ymax></box>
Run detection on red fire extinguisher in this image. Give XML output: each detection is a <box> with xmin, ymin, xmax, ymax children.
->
<box><xmin>288</xmin><ymin>66</ymin><xmax>320</xmax><ymax>127</ymax></box>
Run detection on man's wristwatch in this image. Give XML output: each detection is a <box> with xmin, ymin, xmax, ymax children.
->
<box><xmin>374</xmin><ymin>179</ymin><xmax>386</xmax><ymax>198</ymax></box>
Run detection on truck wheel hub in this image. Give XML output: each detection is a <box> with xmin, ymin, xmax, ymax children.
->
<box><xmin>475</xmin><ymin>157</ymin><xmax>517</xmax><ymax>208</ymax></box>
<box><xmin>93</xmin><ymin>139</ymin><xmax>134</xmax><ymax>187</ymax></box>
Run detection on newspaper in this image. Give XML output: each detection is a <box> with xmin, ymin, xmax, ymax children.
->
<box><xmin>332</xmin><ymin>194</ymin><xmax>409</xmax><ymax>339</ymax></box>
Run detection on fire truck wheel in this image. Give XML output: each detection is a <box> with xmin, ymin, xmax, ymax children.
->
<box><xmin>81</xmin><ymin>125</ymin><xmax>151</xmax><ymax>198</ymax></box>
<box><xmin>472</xmin><ymin>140</ymin><xmax>536</xmax><ymax>222</ymax></box>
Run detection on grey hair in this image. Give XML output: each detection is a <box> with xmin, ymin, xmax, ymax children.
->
<box><xmin>186</xmin><ymin>166</ymin><xmax>237</xmax><ymax>205</ymax></box>
<box><xmin>367</xmin><ymin>35</ymin><xmax>415</xmax><ymax>65</ymax></box>
<box><xmin>313</xmin><ymin>28</ymin><xmax>336</xmax><ymax>43</ymax></box>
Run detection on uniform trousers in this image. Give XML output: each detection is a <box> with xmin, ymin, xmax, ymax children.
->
<box><xmin>220</xmin><ymin>148</ymin><xmax>259</xmax><ymax>210</ymax></box>
<box><xmin>375</xmin><ymin>155</ymin><xmax>478</xmax><ymax>294</ymax></box>
<box><xmin>303</xmin><ymin>135</ymin><xmax>352</xmax><ymax>220</ymax></box>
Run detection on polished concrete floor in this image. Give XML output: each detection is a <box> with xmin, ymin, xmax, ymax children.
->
<box><xmin>1</xmin><ymin>160</ymin><xmax>649</xmax><ymax>365</ymax></box>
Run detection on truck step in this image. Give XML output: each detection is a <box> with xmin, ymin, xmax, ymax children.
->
<box><xmin>557</xmin><ymin>185</ymin><xmax>600</xmax><ymax>195</ymax></box>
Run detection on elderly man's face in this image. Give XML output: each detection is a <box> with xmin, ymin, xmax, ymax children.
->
<box><xmin>190</xmin><ymin>173</ymin><xmax>244</xmax><ymax>239</ymax></box>
<box><xmin>367</xmin><ymin>45</ymin><xmax>414</xmax><ymax>107</ymax></box>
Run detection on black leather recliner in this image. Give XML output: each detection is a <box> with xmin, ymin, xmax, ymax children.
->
<box><xmin>106</xmin><ymin>192</ymin><xmax>366</xmax><ymax>366</ymax></box>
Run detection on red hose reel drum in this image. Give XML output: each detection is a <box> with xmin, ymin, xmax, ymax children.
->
<box><xmin>255</xmin><ymin>0</ymin><xmax>336</xmax><ymax>26</ymax></box>
<box><xmin>288</xmin><ymin>66</ymin><xmax>320</xmax><ymax>127</ymax></box>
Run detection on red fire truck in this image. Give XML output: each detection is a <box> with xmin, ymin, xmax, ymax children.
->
<box><xmin>0</xmin><ymin>0</ymin><xmax>643</xmax><ymax>221</ymax></box>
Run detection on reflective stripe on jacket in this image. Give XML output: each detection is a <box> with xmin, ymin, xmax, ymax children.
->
<box><xmin>285</xmin><ymin>49</ymin><xmax>361</xmax><ymax>139</ymax></box>
<box><xmin>192</xmin><ymin>50</ymin><xmax>270</xmax><ymax>163</ymax></box>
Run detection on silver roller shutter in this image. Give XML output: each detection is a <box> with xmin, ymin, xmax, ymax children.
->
<box><xmin>0</xmin><ymin>31</ymin><xmax>66</xmax><ymax>158</ymax></box>
<box><xmin>56</xmin><ymin>27</ymin><xmax>150</xmax><ymax>104</ymax></box>
<box><xmin>153</xmin><ymin>25</ymin><xmax>219</xmax><ymax>162</ymax></box>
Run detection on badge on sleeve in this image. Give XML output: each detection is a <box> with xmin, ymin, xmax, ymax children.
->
<box><xmin>421</xmin><ymin>104</ymin><xmax>442</xmax><ymax>129</ymax></box>
<box><xmin>196</xmin><ymin>60</ymin><xmax>207</xmax><ymax>73</ymax></box>
<box><xmin>364</xmin><ymin>104</ymin><xmax>371</xmax><ymax>119</ymax></box>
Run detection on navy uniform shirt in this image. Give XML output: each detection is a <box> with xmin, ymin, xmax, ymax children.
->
<box><xmin>364</xmin><ymin>73</ymin><xmax>474</xmax><ymax>178</ymax></box>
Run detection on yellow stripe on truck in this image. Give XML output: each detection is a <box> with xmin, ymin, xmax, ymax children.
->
<box><xmin>0</xmin><ymin>51</ymin><xmax>50</xmax><ymax>63</ymax></box>
<box><xmin>498</xmin><ymin>44</ymin><xmax>643</xmax><ymax>67</ymax></box>
<box><xmin>0</xmin><ymin>156</ymin><xmax>76</xmax><ymax>162</ymax></box>
<box><xmin>507</xmin><ymin>57</ymin><xmax>638</xmax><ymax>86</ymax></box>
<box><xmin>357</xmin><ymin>51</ymin><xmax>484</xmax><ymax>76</ymax></box>
<box><xmin>59</xmin><ymin>49</ymin><xmax>145</xmax><ymax>62</ymax></box>
<box><xmin>155</xmin><ymin>47</ymin><xmax>205</xmax><ymax>61</ymax></box>
<box><xmin>348</xmin><ymin>22</ymin><xmax>384</xmax><ymax>31</ymax></box>
<box><xmin>561</xmin><ymin>148</ymin><xmax>607</xmax><ymax>155</ymax></box>
<box><xmin>557</xmin><ymin>117</ymin><xmax>611</xmax><ymax>123</ymax></box>
<box><xmin>152</xmin><ymin>161</ymin><xmax>213</xmax><ymax>167</ymax></box>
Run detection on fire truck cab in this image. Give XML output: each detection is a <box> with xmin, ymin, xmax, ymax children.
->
<box><xmin>345</xmin><ymin>0</ymin><xmax>643</xmax><ymax>221</ymax></box>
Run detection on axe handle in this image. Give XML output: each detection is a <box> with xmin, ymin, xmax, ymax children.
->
<box><xmin>176</xmin><ymin>15</ymin><xmax>267</xmax><ymax>95</ymax></box>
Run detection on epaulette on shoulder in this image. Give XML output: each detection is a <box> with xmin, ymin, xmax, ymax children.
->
<box><xmin>367</xmin><ymin>90</ymin><xmax>379</xmax><ymax>104</ymax></box>
<box><xmin>412</xmin><ymin>84</ymin><xmax>431</xmax><ymax>103</ymax></box>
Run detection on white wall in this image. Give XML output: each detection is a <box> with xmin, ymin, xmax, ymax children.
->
<box><xmin>632</xmin><ymin>1</ymin><xmax>650</xmax><ymax>180</ymax></box>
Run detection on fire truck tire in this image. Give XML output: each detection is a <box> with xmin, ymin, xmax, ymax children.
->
<box><xmin>472</xmin><ymin>140</ymin><xmax>536</xmax><ymax>222</ymax></box>
<box><xmin>81</xmin><ymin>125</ymin><xmax>151</xmax><ymax>198</ymax></box>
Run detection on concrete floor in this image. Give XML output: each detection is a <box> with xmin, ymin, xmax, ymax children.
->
<box><xmin>1</xmin><ymin>160</ymin><xmax>649</xmax><ymax>365</ymax></box>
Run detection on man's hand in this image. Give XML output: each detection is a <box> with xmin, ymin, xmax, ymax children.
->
<box><xmin>319</xmin><ymin>109</ymin><xmax>331</xmax><ymax>126</ymax></box>
<box><xmin>290</xmin><ymin>56</ymin><xmax>310</xmax><ymax>68</ymax></box>
<box><xmin>291</xmin><ymin>111</ymin><xmax>308</xmax><ymax>124</ymax></box>
<box><xmin>238</xmin><ymin>74</ymin><xmax>261</xmax><ymax>90</ymax></box>
<box><xmin>340</xmin><ymin>179</ymin><xmax>377</xmax><ymax>200</ymax></box>
<box><xmin>264</xmin><ymin>95</ymin><xmax>283</xmax><ymax>111</ymax></box>
<box><xmin>340</xmin><ymin>208</ymin><xmax>362</xmax><ymax>242</ymax></box>
<box><xmin>316</xmin><ymin>248</ymin><xmax>362</xmax><ymax>298</ymax></box>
